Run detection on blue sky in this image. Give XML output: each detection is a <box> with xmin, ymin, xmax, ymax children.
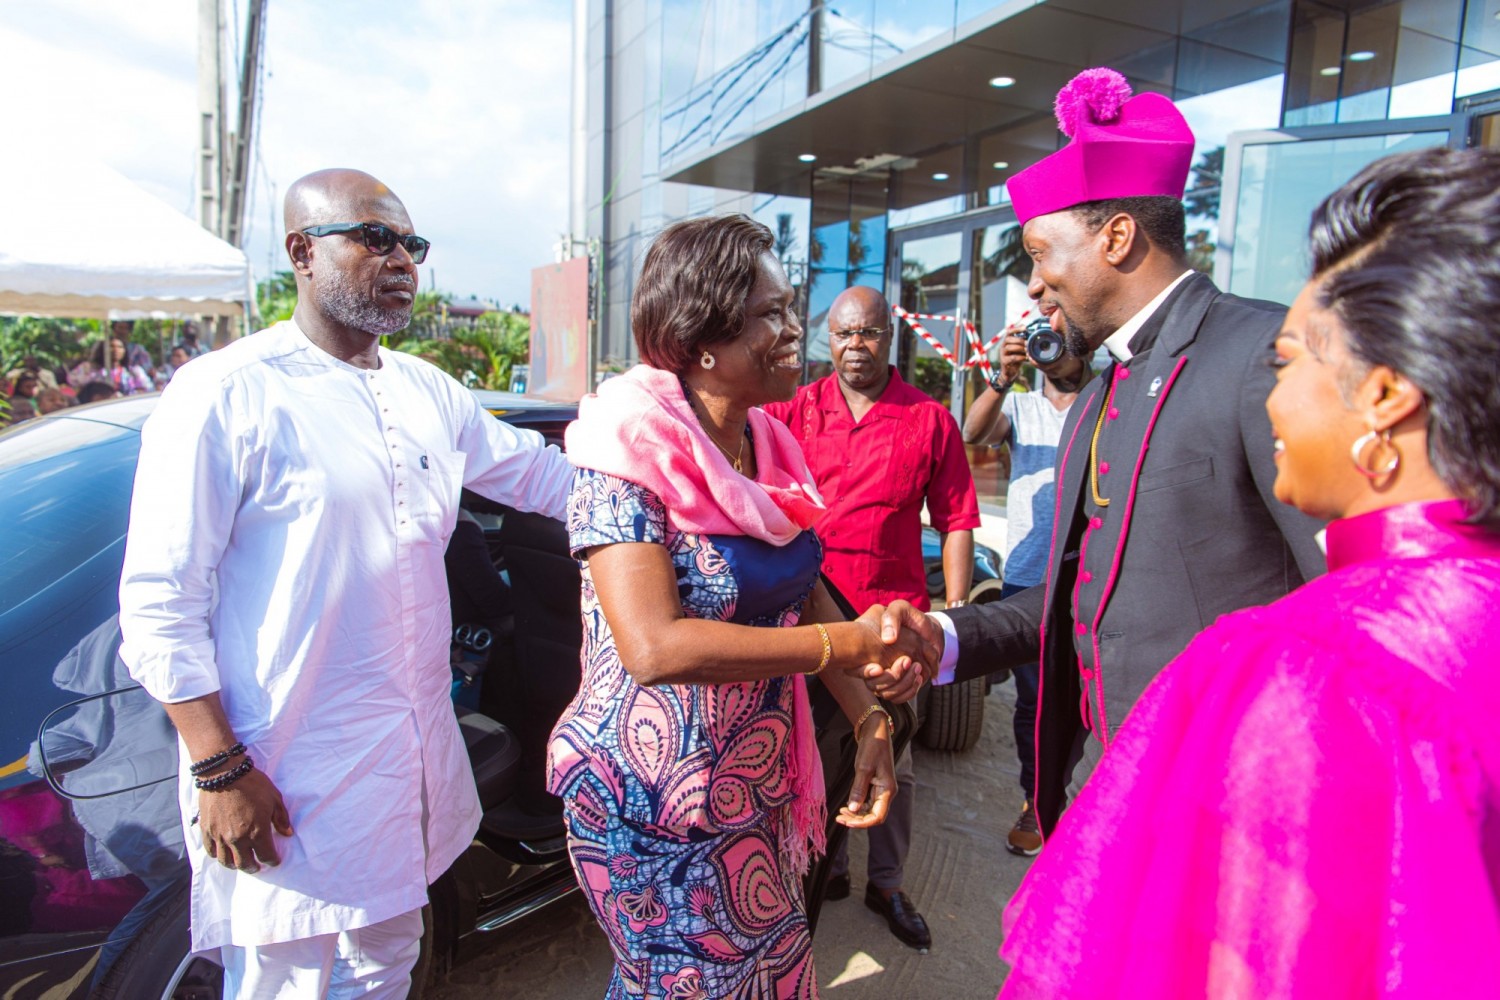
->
<box><xmin>2</xmin><ymin>0</ymin><xmax>573</xmax><ymax>308</ymax></box>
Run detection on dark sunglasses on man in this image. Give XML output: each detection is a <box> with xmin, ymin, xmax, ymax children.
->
<box><xmin>301</xmin><ymin>222</ymin><xmax>431</xmax><ymax>264</ymax></box>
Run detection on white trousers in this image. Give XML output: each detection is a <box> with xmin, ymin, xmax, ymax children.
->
<box><xmin>219</xmin><ymin>907</ymin><xmax>424</xmax><ymax>999</ymax></box>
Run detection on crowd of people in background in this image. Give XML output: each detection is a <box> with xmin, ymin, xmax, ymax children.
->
<box><xmin>1</xmin><ymin>319</ymin><xmax>212</xmax><ymax>427</ymax></box>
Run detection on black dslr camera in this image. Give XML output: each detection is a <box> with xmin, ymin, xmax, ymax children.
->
<box><xmin>1023</xmin><ymin>314</ymin><xmax>1066</xmax><ymax>366</ymax></box>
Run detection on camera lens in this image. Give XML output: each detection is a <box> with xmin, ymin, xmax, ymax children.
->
<box><xmin>1024</xmin><ymin>316</ymin><xmax>1065</xmax><ymax>366</ymax></box>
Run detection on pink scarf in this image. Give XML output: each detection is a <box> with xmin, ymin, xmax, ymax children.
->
<box><xmin>566</xmin><ymin>364</ymin><xmax>829</xmax><ymax>870</ymax></box>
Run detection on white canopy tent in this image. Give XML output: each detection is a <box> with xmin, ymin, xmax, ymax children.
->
<box><xmin>0</xmin><ymin>158</ymin><xmax>250</xmax><ymax>320</ymax></box>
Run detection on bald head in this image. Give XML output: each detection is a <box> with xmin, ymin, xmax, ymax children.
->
<box><xmin>284</xmin><ymin>168</ymin><xmax>408</xmax><ymax>234</ymax></box>
<box><xmin>827</xmin><ymin>285</ymin><xmax>893</xmax><ymax>394</ymax></box>
<box><xmin>827</xmin><ymin>285</ymin><xmax>889</xmax><ymax>331</ymax></box>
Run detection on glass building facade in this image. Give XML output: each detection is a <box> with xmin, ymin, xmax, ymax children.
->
<box><xmin>579</xmin><ymin>0</ymin><xmax>1500</xmax><ymax>506</ymax></box>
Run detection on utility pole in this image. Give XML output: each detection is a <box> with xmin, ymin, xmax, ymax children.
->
<box><xmin>197</xmin><ymin>0</ymin><xmax>223</xmax><ymax>237</ymax></box>
<box><xmin>198</xmin><ymin>0</ymin><xmax>268</xmax><ymax>342</ymax></box>
<box><xmin>224</xmin><ymin>0</ymin><xmax>268</xmax><ymax>247</ymax></box>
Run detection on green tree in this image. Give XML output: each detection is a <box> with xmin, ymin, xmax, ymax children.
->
<box><xmin>256</xmin><ymin>271</ymin><xmax>298</xmax><ymax>325</ymax></box>
<box><xmin>0</xmin><ymin>315</ymin><xmax>100</xmax><ymax>373</ymax></box>
<box><xmin>250</xmin><ymin>272</ymin><xmax>530</xmax><ymax>390</ymax></box>
<box><xmin>1184</xmin><ymin>146</ymin><xmax>1224</xmax><ymax>221</ymax></box>
<box><xmin>1184</xmin><ymin>146</ymin><xmax>1224</xmax><ymax>278</ymax></box>
<box><xmin>390</xmin><ymin>310</ymin><xmax>529</xmax><ymax>390</ymax></box>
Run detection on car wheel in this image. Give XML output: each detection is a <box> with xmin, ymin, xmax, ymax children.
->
<box><xmin>92</xmin><ymin>883</ymin><xmax>223</xmax><ymax>1000</ymax></box>
<box><xmin>967</xmin><ymin>578</ymin><xmax>1006</xmax><ymax>606</ymax></box>
<box><xmin>917</xmin><ymin>675</ymin><xmax>986</xmax><ymax>753</ymax></box>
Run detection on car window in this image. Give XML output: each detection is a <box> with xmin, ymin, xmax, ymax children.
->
<box><xmin>0</xmin><ymin>419</ymin><xmax>140</xmax><ymax>616</ymax></box>
<box><xmin>0</xmin><ymin>418</ymin><xmax>141</xmax><ymax>795</ymax></box>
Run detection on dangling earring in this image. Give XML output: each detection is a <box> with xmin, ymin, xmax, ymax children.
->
<box><xmin>700</xmin><ymin>351</ymin><xmax>716</xmax><ymax>370</ymax></box>
<box><xmin>1350</xmin><ymin>428</ymin><xmax>1400</xmax><ymax>480</ymax></box>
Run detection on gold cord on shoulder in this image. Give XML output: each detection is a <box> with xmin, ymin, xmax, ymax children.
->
<box><xmin>1088</xmin><ymin>383</ymin><xmax>1117</xmax><ymax>508</ymax></box>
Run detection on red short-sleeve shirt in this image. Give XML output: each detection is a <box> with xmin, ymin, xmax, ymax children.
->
<box><xmin>764</xmin><ymin>368</ymin><xmax>980</xmax><ymax>614</ymax></box>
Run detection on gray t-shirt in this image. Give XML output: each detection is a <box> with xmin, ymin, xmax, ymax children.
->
<box><xmin>1001</xmin><ymin>390</ymin><xmax>1073</xmax><ymax>588</ymax></box>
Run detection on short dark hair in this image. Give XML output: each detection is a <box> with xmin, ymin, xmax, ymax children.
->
<box><xmin>1308</xmin><ymin>145</ymin><xmax>1500</xmax><ymax>525</ymax></box>
<box><xmin>77</xmin><ymin>381</ymin><xmax>117</xmax><ymax>404</ymax></box>
<box><xmin>632</xmin><ymin>214</ymin><xmax>775</xmax><ymax>374</ymax></box>
<box><xmin>1071</xmin><ymin>195</ymin><xmax>1186</xmax><ymax>257</ymax></box>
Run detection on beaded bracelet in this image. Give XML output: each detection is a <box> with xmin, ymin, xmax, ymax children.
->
<box><xmin>189</xmin><ymin>742</ymin><xmax>246</xmax><ymax>776</ymax></box>
<box><xmin>195</xmin><ymin>755</ymin><xmax>254</xmax><ymax>792</ymax></box>
<box><xmin>854</xmin><ymin>705</ymin><xmax>894</xmax><ymax>743</ymax></box>
<box><xmin>807</xmin><ymin>624</ymin><xmax>832</xmax><ymax>675</ymax></box>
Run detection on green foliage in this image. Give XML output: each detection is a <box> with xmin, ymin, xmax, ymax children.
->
<box><xmin>1181</xmin><ymin>146</ymin><xmax>1226</xmax><ymax>279</ymax></box>
<box><xmin>912</xmin><ymin>356</ymin><xmax>953</xmax><ymax>406</ymax></box>
<box><xmin>251</xmin><ymin>272</ymin><xmax>530</xmax><ymax>390</ymax></box>
<box><xmin>0</xmin><ymin>315</ymin><xmax>101</xmax><ymax>373</ymax></box>
<box><xmin>256</xmin><ymin>271</ymin><xmax>298</xmax><ymax>325</ymax></box>
<box><xmin>390</xmin><ymin>308</ymin><xmax>530</xmax><ymax>390</ymax></box>
<box><xmin>1185</xmin><ymin>146</ymin><xmax>1224</xmax><ymax>221</ymax></box>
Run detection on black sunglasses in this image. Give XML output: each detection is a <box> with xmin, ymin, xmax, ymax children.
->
<box><xmin>301</xmin><ymin>222</ymin><xmax>431</xmax><ymax>264</ymax></box>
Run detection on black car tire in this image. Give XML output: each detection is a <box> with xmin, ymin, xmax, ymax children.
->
<box><xmin>917</xmin><ymin>675</ymin><xmax>986</xmax><ymax>753</ymax></box>
<box><xmin>93</xmin><ymin>882</ymin><xmax>223</xmax><ymax>1000</ymax></box>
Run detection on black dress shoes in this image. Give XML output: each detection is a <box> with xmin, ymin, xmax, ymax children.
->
<box><xmin>824</xmin><ymin>872</ymin><xmax>851</xmax><ymax>901</ymax></box>
<box><xmin>864</xmin><ymin>885</ymin><xmax>932</xmax><ymax>951</ymax></box>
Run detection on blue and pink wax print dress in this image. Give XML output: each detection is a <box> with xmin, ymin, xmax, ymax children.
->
<box><xmin>547</xmin><ymin>469</ymin><xmax>825</xmax><ymax>1000</ymax></box>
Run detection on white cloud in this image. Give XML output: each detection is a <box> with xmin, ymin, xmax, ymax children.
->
<box><xmin>1</xmin><ymin>0</ymin><xmax>572</xmax><ymax>307</ymax></box>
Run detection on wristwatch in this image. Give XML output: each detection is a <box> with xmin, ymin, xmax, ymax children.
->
<box><xmin>986</xmin><ymin>371</ymin><xmax>1013</xmax><ymax>393</ymax></box>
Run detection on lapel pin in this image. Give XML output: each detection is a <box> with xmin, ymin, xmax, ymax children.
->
<box><xmin>1147</xmin><ymin>376</ymin><xmax>1163</xmax><ymax>398</ymax></box>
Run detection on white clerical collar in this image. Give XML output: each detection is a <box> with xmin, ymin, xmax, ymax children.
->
<box><xmin>1102</xmin><ymin>270</ymin><xmax>1194</xmax><ymax>363</ymax></box>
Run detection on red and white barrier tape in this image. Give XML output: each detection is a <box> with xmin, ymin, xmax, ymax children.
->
<box><xmin>965</xmin><ymin>321</ymin><xmax>994</xmax><ymax>378</ymax></box>
<box><xmin>892</xmin><ymin>305</ymin><xmax>1033</xmax><ymax>372</ymax></box>
<box><xmin>891</xmin><ymin>305</ymin><xmax>958</xmax><ymax>366</ymax></box>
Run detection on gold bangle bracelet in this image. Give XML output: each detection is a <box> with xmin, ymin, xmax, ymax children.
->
<box><xmin>809</xmin><ymin>623</ymin><xmax>832</xmax><ymax>675</ymax></box>
<box><xmin>854</xmin><ymin>704</ymin><xmax>893</xmax><ymax>742</ymax></box>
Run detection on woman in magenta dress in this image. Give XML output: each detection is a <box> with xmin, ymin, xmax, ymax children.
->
<box><xmin>550</xmin><ymin>215</ymin><xmax>923</xmax><ymax>999</ymax></box>
<box><xmin>997</xmin><ymin>147</ymin><xmax>1500</xmax><ymax>998</ymax></box>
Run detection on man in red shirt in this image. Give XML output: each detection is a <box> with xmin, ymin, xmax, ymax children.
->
<box><xmin>765</xmin><ymin>285</ymin><xmax>979</xmax><ymax>950</ymax></box>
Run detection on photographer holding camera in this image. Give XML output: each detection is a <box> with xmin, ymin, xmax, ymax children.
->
<box><xmin>961</xmin><ymin>311</ymin><xmax>1092</xmax><ymax>856</ymax></box>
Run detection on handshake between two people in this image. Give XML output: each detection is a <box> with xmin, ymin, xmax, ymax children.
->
<box><xmin>845</xmin><ymin>600</ymin><xmax>946</xmax><ymax>704</ymax></box>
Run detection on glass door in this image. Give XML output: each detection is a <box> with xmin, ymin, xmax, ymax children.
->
<box><xmin>1217</xmin><ymin>118</ymin><xmax>1455</xmax><ymax>306</ymax></box>
<box><xmin>889</xmin><ymin>206</ymin><xmax>1022</xmax><ymax>510</ymax></box>
<box><xmin>893</xmin><ymin>232</ymin><xmax>962</xmax><ymax>408</ymax></box>
<box><xmin>965</xmin><ymin>221</ymin><xmax>1028</xmax><ymax>506</ymax></box>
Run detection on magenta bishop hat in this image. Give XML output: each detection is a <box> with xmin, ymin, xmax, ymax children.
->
<box><xmin>1006</xmin><ymin>68</ymin><xmax>1196</xmax><ymax>227</ymax></box>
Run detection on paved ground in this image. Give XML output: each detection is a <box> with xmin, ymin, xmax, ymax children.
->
<box><xmin>431</xmin><ymin>679</ymin><xmax>1033</xmax><ymax>999</ymax></box>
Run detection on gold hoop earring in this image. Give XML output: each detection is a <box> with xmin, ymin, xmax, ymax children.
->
<box><xmin>700</xmin><ymin>352</ymin><xmax>716</xmax><ymax>370</ymax></box>
<box><xmin>1350</xmin><ymin>428</ymin><xmax>1400</xmax><ymax>480</ymax></box>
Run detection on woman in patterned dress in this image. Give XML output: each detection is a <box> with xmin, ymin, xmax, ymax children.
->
<box><xmin>551</xmin><ymin>215</ymin><xmax>928</xmax><ymax>1000</ymax></box>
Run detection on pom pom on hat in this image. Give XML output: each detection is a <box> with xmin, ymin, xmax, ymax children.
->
<box><xmin>1006</xmin><ymin>66</ymin><xmax>1194</xmax><ymax>226</ymax></box>
<box><xmin>1054</xmin><ymin>68</ymin><xmax>1133</xmax><ymax>138</ymax></box>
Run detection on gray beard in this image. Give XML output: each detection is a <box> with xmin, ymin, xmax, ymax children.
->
<box><xmin>317</xmin><ymin>268</ymin><xmax>413</xmax><ymax>337</ymax></box>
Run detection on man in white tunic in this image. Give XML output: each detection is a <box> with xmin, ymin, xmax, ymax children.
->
<box><xmin>118</xmin><ymin>169</ymin><xmax>573</xmax><ymax>998</ymax></box>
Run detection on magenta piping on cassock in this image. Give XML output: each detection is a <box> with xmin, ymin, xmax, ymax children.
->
<box><xmin>1033</xmin><ymin>379</ymin><xmax>1097</xmax><ymax>837</ymax></box>
<box><xmin>1088</xmin><ymin>355</ymin><xmax>1188</xmax><ymax>749</ymax></box>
